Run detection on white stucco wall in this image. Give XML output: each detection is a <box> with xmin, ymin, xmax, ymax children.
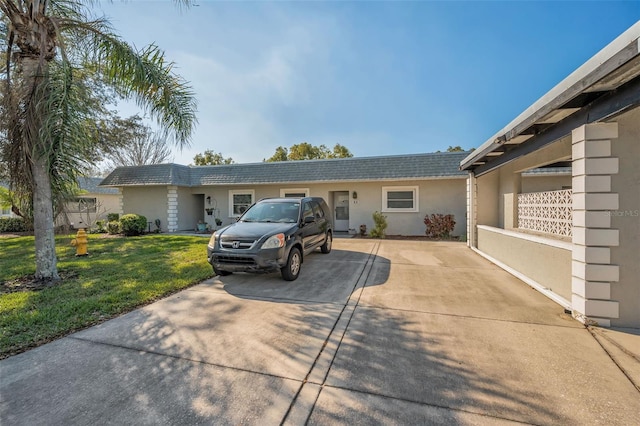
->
<box><xmin>57</xmin><ymin>193</ymin><xmax>121</xmax><ymax>229</ymax></box>
<box><xmin>521</xmin><ymin>175</ymin><xmax>572</xmax><ymax>193</ymax></box>
<box><xmin>608</xmin><ymin>107</ymin><xmax>640</xmax><ymax>327</ymax></box>
<box><xmin>477</xmin><ymin>226</ymin><xmax>572</xmax><ymax>302</ymax></box>
<box><xmin>122</xmin><ymin>186</ymin><xmax>168</xmax><ymax>230</ymax></box>
<box><xmin>176</xmin><ymin>187</ymin><xmax>201</xmax><ymax>231</ymax></box>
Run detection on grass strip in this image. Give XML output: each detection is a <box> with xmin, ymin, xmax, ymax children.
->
<box><xmin>0</xmin><ymin>234</ymin><xmax>213</xmax><ymax>359</ymax></box>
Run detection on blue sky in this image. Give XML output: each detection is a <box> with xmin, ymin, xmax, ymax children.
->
<box><xmin>95</xmin><ymin>1</ymin><xmax>639</xmax><ymax>165</ymax></box>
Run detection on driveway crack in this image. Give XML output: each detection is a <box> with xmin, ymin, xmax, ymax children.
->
<box><xmin>279</xmin><ymin>241</ymin><xmax>380</xmax><ymax>425</ymax></box>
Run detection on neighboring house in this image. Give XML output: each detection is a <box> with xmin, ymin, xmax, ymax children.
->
<box><xmin>1</xmin><ymin>177</ymin><xmax>120</xmax><ymax>228</ymax></box>
<box><xmin>100</xmin><ymin>152</ymin><xmax>472</xmax><ymax>237</ymax></box>
<box><xmin>57</xmin><ymin>177</ymin><xmax>121</xmax><ymax>229</ymax></box>
<box><xmin>461</xmin><ymin>22</ymin><xmax>640</xmax><ymax>328</ymax></box>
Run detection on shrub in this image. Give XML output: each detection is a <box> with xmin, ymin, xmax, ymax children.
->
<box><xmin>120</xmin><ymin>214</ymin><xmax>147</xmax><ymax>236</ymax></box>
<box><xmin>424</xmin><ymin>214</ymin><xmax>456</xmax><ymax>239</ymax></box>
<box><xmin>369</xmin><ymin>211</ymin><xmax>387</xmax><ymax>239</ymax></box>
<box><xmin>107</xmin><ymin>221</ymin><xmax>121</xmax><ymax>235</ymax></box>
<box><xmin>93</xmin><ymin>220</ymin><xmax>107</xmax><ymax>233</ymax></box>
<box><xmin>0</xmin><ymin>217</ymin><xmax>27</xmax><ymax>232</ymax></box>
<box><xmin>107</xmin><ymin>213</ymin><xmax>120</xmax><ymax>222</ymax></box>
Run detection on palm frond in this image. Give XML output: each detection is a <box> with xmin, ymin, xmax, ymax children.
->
<box><xmin>49</xmin><ymin>13</ymin><xmax>198</xmax><ymax>149</ymax></box>
<box><xmin>89</xmin><ymin>34</ymin><xmax>197</xmax><ymax>148</ymax></box>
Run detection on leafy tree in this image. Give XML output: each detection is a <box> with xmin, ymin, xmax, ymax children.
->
<box><xmin>435</xmin><ymin>145</ymin><xmax>473</xmax><ymax>153</ymax></box>
<box><xmin>264</xmin><ymin>146</ymin><xmax>288</xmax><ymax>162</ymax></box>
<box><xmin>264</xmin><ymin>142</ymin><xmax>353</xmax><ymax>162</ymax></box>
<box><xmin>330</xmin><ymin>143</ymin><xmax>353</xmax><ymax>158</ymax></box>
<box><xmin>192</xmin><ymin>150</ymin><xmax>235</xmax><ymax>165</ymax></box>
<box><xmin>0</xmin><ymin>0</ymin><xmax>197</xmax><ymax>281</ymax></box>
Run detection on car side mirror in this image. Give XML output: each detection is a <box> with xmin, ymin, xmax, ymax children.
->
<box><xmin>304</xmin><ymin>216</ymin><xmax>315</xmax><ymax>224</ymax></box>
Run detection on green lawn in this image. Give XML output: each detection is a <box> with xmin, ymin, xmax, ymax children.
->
<box><xmin>0</xmin><ymin>234</ymin><xmax>213</xmax><ymax>359</ymax></box>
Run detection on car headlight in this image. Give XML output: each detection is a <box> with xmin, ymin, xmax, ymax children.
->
<box><xmin>261</xmin><ymin>233</ymin><xmax>285</xmax><ymax>249</ymax></box>
<box><xmin>208</xmin><ymin>232</ymin><xmax>217</xmax><ymax>247</ymax></box>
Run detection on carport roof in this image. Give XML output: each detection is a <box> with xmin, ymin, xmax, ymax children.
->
<box><xmin>99</xmin><ymin>152</ymin><xmax>469</xmax><ymax>187</ymax></box>
<box><xmin>461</xmin><ymin>22</ymin><xmax>640</xmax><ymax>176</ymax></box>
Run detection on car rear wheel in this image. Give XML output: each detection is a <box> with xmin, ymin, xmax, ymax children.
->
<box><xmin>320</xmin><ymin>231</ymin><xmax>332</xmax><ymax>254</ymax></box>
<box><xmin>281</xmin><ymin>247</ymin><xmax>301</xmax><ymax>281</ymax></box>
<box><xmin>213</xmin><ymin>266</ymin><xmax>232</xmax><ymax>277</ymax></box>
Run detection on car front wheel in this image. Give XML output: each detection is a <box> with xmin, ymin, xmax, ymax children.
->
<box><xmin>281</xmin><ymin>247</ymin><xmax>301</xmax><ymax>281</ymax></box>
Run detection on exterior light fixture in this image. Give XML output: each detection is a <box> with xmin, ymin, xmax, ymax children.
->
<box><xmin>206</xmin><ymin>196</ymin><xmax>211</xmax><ymax>205</ymax></box>
<box><xmin>352</xmin><ymin>191</ymin><xmax>358</xmax><ymax>199</ymax></box>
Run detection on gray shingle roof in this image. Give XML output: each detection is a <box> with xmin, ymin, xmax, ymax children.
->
<box><xmin>78</xmin><ymin>177</ymin><xmax>120</xmax><ymax>195</ymax></box>
<box><xmin>100</xmin><ymin>152</ymin><xmax>469</xmax><ymax>187</ymax></box>
<box><xmin>100</xmin><ymin>163</ymin><xmax>191</xmax><ymax>187</ymax></box>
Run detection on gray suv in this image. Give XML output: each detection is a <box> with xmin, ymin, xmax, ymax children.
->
<box><xmin>207</xmin><ymin>197</ymin><xmax>333</xmax><ymax>281</ymax></box>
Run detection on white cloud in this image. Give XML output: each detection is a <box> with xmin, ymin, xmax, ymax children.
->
<box><xmin>168</xmin><ymin>21</ymin><xmax>335</xmax><ymax>164</ymax></box>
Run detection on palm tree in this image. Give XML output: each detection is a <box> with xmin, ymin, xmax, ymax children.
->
<box><xmin>0</xmin><ymin>0</ymin><xmax>197</xmax><ymax>280</ymax></box>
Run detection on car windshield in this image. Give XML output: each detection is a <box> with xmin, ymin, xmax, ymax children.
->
<box><xmin>240</xmin><ymin>201</ymin><xmax>300</xmax><ymax>223</ymax></box>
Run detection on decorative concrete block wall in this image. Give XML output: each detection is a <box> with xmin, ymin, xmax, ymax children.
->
<box><xmin>517</xmin><ymin>189</ymin><xmax>573</xmax><ymax>237</ymax></box>
<box><xmin>571</xmin><ymin>123</ymin><xmax>619</xmax><ymax>327</ymax></box>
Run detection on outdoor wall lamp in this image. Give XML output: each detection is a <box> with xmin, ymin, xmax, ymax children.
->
<box><xmin>206</xmin><ymin>196</ymin><xmax>211</xmax><ymax>205</ymax></box>
<box><xmin>352</xmin><ymin>191</ymin><xmax>358</xmax><ymax>199</ymax></box>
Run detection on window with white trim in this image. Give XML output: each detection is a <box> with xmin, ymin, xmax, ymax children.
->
<box><xmin>229</xmin><ymin>190</ymin><xmax>255</xmax><ymax>217</ymax></box>
<box><xmin>280</xmin><ymin>188</ymin><xmax>309</xmax><ymax>198</ymax></box>
<box><xmin>382</xmin><ymin>186</ymin><xmax>419</xmax><ymax>212</ymax></box>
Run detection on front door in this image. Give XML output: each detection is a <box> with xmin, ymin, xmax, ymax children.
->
<box><xmin>333</xmin><ymin>191</ymin><xmax>350</xmax><ymax>232</ymax></box>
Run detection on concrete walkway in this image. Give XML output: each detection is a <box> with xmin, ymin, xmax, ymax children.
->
<box><xmin>1</xmin><ymin>240</ymin><xmax>639</xmax><ymax>425</ymax></box>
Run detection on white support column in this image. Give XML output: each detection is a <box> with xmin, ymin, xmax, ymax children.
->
<box><xmin>167</xmin><ymin>186</ymin><xmax>178</xmax><ymax>233</ymax></box>
<box><xmin>467</xmin><ymin>173</ymin><xmax>477</xmax><ymax>248</ymax></box>
<box><xmin>571</xmin><ymin>123</ymin><xmax>619</xmax><ymax>327</ymax></box>
<box><xmin>117</xmin><ymin>192</ymin><xmax>124</xmax><ymax>215</ymax></box>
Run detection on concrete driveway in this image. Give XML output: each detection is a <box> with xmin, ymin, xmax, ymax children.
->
<box><xmin>1</xmin><ymin>239</ymin><xmax>639</xmax><ymax>425</ymax></box>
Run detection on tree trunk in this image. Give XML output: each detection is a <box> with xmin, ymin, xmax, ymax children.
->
<box><xmin>32</xmin><ymin>152</ymin><xmax>59</xmax><ymax>281</ymax></box>
<box><xmin>20</xmin><ymin>54</ymin><xmax>60</xmax><ymax>281</ymax></box>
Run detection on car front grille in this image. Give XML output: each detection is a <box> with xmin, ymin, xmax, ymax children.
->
<box><xmin>220</xmin><ymin>238</ymin><xmax>257</xmax><ymax>250</ymax></box>
<box><xmin>215</xmin><ymin>255</ymin><xmax>256</xmax><ymax>265</ymax></box>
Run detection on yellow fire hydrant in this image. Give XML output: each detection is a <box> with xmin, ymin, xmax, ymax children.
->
<box><xmin>71</xmin><ymin>228</ymin><xmax>89</xmax><ymax>256</ymax></box>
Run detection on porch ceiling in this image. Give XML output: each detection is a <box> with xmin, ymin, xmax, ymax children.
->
<box><xmin>461</xmin><ymin>22</ymin><xmax>640</xmax><ymax>177</ymax></box>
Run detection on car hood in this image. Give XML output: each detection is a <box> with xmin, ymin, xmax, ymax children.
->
<box><xmin>218</xmin><ymin>222</ymin><xmax>297</xmax><ymax>240</ymax></box>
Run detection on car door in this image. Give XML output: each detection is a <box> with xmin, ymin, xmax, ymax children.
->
<box><xmin>300</xmin><ymin>201</ymin><xmax>320</xmax><ymax>251</ymax></box>
<box><xmin>311</xmin><ymin>200</ymin><xmax>329</xmax><ymax>244</ymax></box>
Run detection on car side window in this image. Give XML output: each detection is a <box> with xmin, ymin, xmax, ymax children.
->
<box><xmin>311</xmin><ymin>201</ymin><xmax>324</xmax><ymax>219</ymax></box>
<box><xmin>302</xmin><ymin>202</ymin><xmax>314</xmax><ymax>221</ymax></box>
